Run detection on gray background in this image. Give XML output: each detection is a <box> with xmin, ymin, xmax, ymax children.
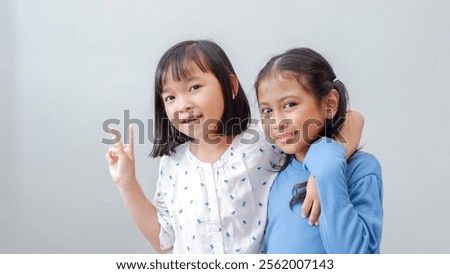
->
<box><xmin>1</xmin><ymin>0</ymin><xmax>449</xmax><ymax>253</ymax></box>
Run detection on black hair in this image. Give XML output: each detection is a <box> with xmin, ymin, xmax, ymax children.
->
<box><xmin>254</xmin><ymin>47</ymin><xmax>349</xmax><ymax>208</ymax></box>
<box><xmin>150</xmin><ymin>40</ymin><xmax>251</xmax><ymax>157</ymax></box>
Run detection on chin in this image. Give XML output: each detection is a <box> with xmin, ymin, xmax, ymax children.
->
<box><xmin>178</xmin><ymin>124</ymin><xmax>203</xmax><ymax>137</ymax></box>
<box><xmin>275</xmin><ymin>143</ymin><xmax>299</xmax><ymax>155</ymax></box>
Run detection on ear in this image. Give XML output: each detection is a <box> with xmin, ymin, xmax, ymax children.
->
<box><xmin>229</xmin><ymin>74</ymin><xmax>239</xmax><ymax>99</ymax></box>
<box><xmin>324</xmin><ymin>89</ymin><xmax>339</xmax><ymax>118</ymax></box>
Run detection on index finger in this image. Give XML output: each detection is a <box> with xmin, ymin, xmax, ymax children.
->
<box><xmin>127</xmin><ymin>126</ymin><xmax>134</xmax><ymax>156</ymax></box>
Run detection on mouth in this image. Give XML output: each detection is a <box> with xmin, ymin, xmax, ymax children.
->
<box><xmin>179</xmin><ymin>115</ymin><xmax>202</xmax><ymax>125</ymax></box>
<box><xmin>275</xmin><ymin>132</ymin><xmax>296</xmax><ymax>143</ymax></box>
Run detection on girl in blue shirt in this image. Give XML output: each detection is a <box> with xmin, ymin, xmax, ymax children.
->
<box><xmin>255</xmin><ymin>48</ymin><xmax>383</xmax><ymax>253</ymax></box>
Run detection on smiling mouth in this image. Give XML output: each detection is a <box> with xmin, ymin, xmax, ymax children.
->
<box><xmin>275</xmin><ymin>132</ymin><xmax>296</xmax><ymax>143</ymax></box>
<box><xmin>180</xmin><ymin>115</ymin><xmax>202</xmax><ymax>124</ymax></box>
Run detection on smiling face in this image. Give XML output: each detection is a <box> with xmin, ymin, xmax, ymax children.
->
<box><xmin>257</xmin><ymin>75</ymin><xmax>329</xmax><ymax>161</ymax></box>
<box><xmin>161</xmin><ymin>63</ymin><xmax>225</xmax><ymax>142</ymax></box>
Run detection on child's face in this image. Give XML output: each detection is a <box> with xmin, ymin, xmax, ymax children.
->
<box><xmin>257</xmin><ymin>76</ymin><xmax>328</xmax><ymax>161</ymax></box>
<box><xmin>161</xmin><ymin>64</ymin><xmax>225</xmax><ymax>142</ymax></box>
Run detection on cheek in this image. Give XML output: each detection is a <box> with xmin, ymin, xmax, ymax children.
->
<box><xmin>163</xmin><ymin>105</ymin><xmax>177</xmax><ymax>121</ymax></box>
<box><xmin>212</xmin><ymin>96</ymin><xmax>225</xmax><ymax>110</ymax></box>
<box><xmin>261</xmin><ymin>116</ymin><xmax>270</xmax><ymax>130</ymax></box>
<box><xmin>301</xmin><ymin>117</ymin><xmax>325</xmax><ymax>140</ymax></box>
<box><xmin>262</xmin><ymin>122</ymin><xmax>270</xmax><ymax>136</ymax></box>
<box><xmin>261</xmin><ymin>119</ymin><xmax>275</xmax><ymax>142</ymax></box>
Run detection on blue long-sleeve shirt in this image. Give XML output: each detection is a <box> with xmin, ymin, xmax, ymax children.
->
<box><xmin>264</xmin><ymin>138</ymin><xmax>383</xmax><ymax>253</ymax></box>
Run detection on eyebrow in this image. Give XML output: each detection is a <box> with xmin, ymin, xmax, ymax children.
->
<box><xmin>161</xmin><ymin>88</ymin><xmax>171</xmax><ymax>95</ymax></box>
<box><xmin>162</xmin><ymin>76</ymin><xmax>202</xmax><ymax>94</ymax></box>
<box><xmin>185</xmin><ymin>76</ymin><xmax>201</xmax><ymax>82</ymax></box>
<box><xmin>259</xmin><ymin>95</ymin><xmax>300</xmax><ymax>106</ymax></box>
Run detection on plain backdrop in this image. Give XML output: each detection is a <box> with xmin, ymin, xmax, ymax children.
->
<box><xmin>1</xmin><ymin>0</ymin><xmax>449</xmax><ymax>253</ymax></box>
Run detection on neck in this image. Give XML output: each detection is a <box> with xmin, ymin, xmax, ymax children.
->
<box><xmin>294</xmin><ymin>145</ymin><xmax>310</xmax><ymax>163</ymax></box>
<box><xmin>190</xmin><ymin>134</ymin><xmax>234</xmax><ymax>163</ymax></box>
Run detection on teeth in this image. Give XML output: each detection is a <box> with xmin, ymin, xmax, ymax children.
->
<box><xmin>277</xmin><ymin>133</ymin><xmax>294</xmax><ymax>141</ymax></box>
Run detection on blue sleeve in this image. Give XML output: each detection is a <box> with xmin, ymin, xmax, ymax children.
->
<box><xmin>303</xmin><ymin>138</ymin><xmax>383</xmax><ymax>254</ymax></box>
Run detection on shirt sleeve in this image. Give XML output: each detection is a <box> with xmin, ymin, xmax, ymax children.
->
<box><xmin>152</xmin><ymin>156</ymin><xmax>175</xmax><ymax>251</ymax></box>
<box><xmin>303</xmin><ymin>137</ymin><xmax>383</xmax><ymax>254</ymax></box>
<box><xmin>252</xmin><ymin>123</ymin><xmax>285</xmax><ymax>170</ymax></box>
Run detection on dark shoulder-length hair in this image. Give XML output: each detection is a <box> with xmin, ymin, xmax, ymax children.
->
<box><xmin>254</xmin><ymin>47</ymin><xmax>349</xmax><ymax>208</ymax></box>
<box><xmin>150</xmin><ymin>40</ymin><xmax>251</xmax><ymax>158</ymax></box>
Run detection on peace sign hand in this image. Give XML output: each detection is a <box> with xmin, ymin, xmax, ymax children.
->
<box><xmin>105</xmin><ymin>126</ymin><xmax>136</xmax><ymax>189</ymax></box>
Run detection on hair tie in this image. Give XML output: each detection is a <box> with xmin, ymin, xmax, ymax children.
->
<box><xmin>332</xmin><ymin>77</ymin><xmax>339</xmax><ymax>83</ymax></box>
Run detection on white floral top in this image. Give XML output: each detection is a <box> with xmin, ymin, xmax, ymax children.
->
<box><xmin>153</xmin><ymin>124</ymin><xmax>283</xmax><ymax>253</ymax></box>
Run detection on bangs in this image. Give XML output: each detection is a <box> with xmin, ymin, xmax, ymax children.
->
<box><xmin>158</xmin><ymin>46</ymin><xmax>212</xmax><ymax>93</ymax></box>
<box><xmin>263</xmin><ymin>68</ymin><xmax>312</xmax><ymax>93</ymax></box>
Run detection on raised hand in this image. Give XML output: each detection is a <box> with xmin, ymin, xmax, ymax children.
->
<box><xmin>104</xmin><ymin>126</ymin><xmax>165</xmax><ymax>252</ymax></box>
<box><xmin>105</xmin><ymin>126</ymin><xmax>136</xmax><ymax>189</ymax></box>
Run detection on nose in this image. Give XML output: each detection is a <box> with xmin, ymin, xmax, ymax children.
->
<box><xmin>273</xmin><ymin>118</ymin><xmax>289</xmax><ymax>131</ymax></box>
<box><xmin>269</xmin><ymin>111</ymin><xmax>288</xmax><ymax>131</ymax></box>
<box><xmin>177</xmin><ymin>95</ymin><xmax>194</xmax><ymax>113</ymax></box>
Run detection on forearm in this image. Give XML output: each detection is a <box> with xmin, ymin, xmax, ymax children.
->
<box><xmin>317</xmin><ymin>174</ymin><xmax>382</xmax><ymax>253</ymax></box>
<box><xmin>316</xmin><ymin>173</ymin><xmax>371</xmax><ymax>253</ymax></box>
<box><xmin>117</xmin><ymin>179</ymin><xmax>167</xmax><ymax>253</ymax></box>
<box><xmin>336</xmin><ymin>110</ymin><xmax>364</xmax><ymax>160</ymax></box>
<box><xmin>304</xmin><ymin>139</ymin><xmax>380</xmax><ymax>253</ymax></box>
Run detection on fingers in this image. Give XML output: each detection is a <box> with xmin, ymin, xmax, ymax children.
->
<box><xmin>302</xmin><ymin>195</ymin><xmax>312</xmax><ymax>218</ymax></box>
<box><xmin>303</xmin><ymin>175</ymin><xmax>321</xmax><ymax>226</ymax></box>
<box><xmin>128</xmin><ymin>126</ymin><xmax>134</xmax><ymax>148</ymax></box>
<box><xmin>309</xmin><ymin>200</ymin><xmax>321</xmax><ymax>226</ymax></box>
<box><xmin>106</xmin><ymin>127</ymin><xmax>136</xmax><ymax>167</ymax></box>
<box><xmin>105</xmin><ymin>152</ymin><xmax>113</xmax><ymax>163</ymax></box>
<box><xmin>105</xmin><ymin>150</ymin><xmax>117</xmax><ymax>166</ymax></box>
<box><xmin>109</xmin><ymin>128</ymin><xmax>125</xmax><ymax>154</ymax></box>
<box><xmin>126</xmin><ymin>126</ymin><xmax>134</xmax><ymax>158</ymax></box>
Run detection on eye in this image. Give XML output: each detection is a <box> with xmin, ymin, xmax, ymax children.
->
<box><xmin>164</xmin><ymin>95</ymin><xmax>175</xmax><ymax>103</ymax></box>
<box><xmin>189</xmin><ymin>85</ymin><xmax>200</xmax><ymax>92</ymax></box>
<box><xmin>260</xmin><ymin>108</ymin><xmax>272</xmax><ymax>115</ymax></box>
<box><xmin>283</xmin><ymin>102</ymin><xmax>296</xmax><ymax>109</ymax></box>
